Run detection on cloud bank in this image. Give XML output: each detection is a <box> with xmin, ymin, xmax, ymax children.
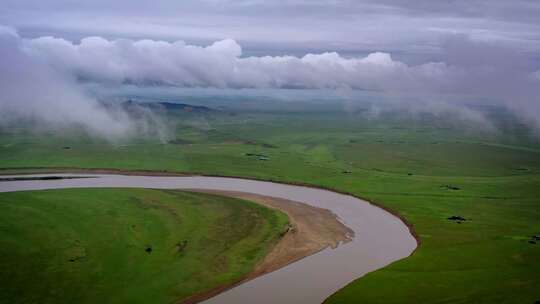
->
<box><xmin>2</xmin><ymin>25</ymin><xmax>540</xmax><ymax>135</ymax></box>
<box><xmin>21</xmin><ymin>35</ymin><xmax>463</xmax><ymax>91</ymax></box>
<box><xmin>21</xmin><ymin>33</ymin><xmax>540</xmax><ymax>130</ymax></box>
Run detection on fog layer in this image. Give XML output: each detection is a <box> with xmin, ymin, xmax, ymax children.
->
<box><xmin>2</xmin><ymin>25</ymin><xmax>540</xmax><ymax>135</ymax></box>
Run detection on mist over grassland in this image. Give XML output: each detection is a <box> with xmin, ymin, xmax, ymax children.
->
<box><xmin>1</xmin><ymin>24</ymin><xmax>540</xmax><ymax>140</ymax></box>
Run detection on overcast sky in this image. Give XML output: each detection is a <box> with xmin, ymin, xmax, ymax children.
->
<box><xmin>2</xmin><ymin>0</ymin><xmax>540</xmax><ymax>61</ymax></box>
<box><xmin>1</xmin><ymin>1</ymin><xmax>540</xmax><ymax>137</ymax></box>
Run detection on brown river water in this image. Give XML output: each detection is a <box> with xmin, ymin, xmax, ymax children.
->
<box><xmin>0</xmin><ymin>174</ymin><xmax>417</xmax><ymax>304</ymax></box>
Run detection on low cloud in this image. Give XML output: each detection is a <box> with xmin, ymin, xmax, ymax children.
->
<box><xmin>24</xmin><ymin>35</ymin><xmax>448</xmax><ymax>91</ymax></box>
<box><xmin>2</xmin><ymin>25</ymin><xmax>540</xmax><ymax>135</ymax></box>
<box><xmin>0</xmin><ymin>26</ymin><xmax>170</xmax><ymax>141</ymax></box>
<box><xmin>22</xmin><ymin>33</ymin><xmax>540</xmax><ymax>131</ymax></box>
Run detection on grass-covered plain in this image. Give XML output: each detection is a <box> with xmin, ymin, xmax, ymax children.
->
<box><xmin>1</xmin><ymin>104</ymin><xmax>540</xmax><ymax>303</ymax></box>
<box><xmin>0</xmin><ymin>188</ymin><xmax>289</xmax><ymax>304</ymax></box>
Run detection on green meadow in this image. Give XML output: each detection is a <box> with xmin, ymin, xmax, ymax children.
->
<box><xmin>1</xmin><ymin>104</ymin><xmax>540</xmax><ymax>303</ymax></box>
<box><xmin>0</xmin><ymin>189</ymin><xmax>288</xmax><ymax>304</ymax></box>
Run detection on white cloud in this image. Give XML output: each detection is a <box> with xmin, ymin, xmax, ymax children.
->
<box><xmin>23</xmin><ymin>35</ymin><xmax>458</xmax><ymax>93</ymax></box>
<box><xmin>0</xmin><ymin>26</ymin><xmax>167</xmax><ymax>140</ymax></box>
<box><xmin>2</xmin><ymin>26</ymin><xmax>540</xmax><ymax>134</ymax></box>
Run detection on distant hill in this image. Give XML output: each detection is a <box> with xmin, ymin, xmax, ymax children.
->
<box><xmin>120</xmin><ymin>100</ymin><xmax>215</xmax><ymax>113</ymax></box>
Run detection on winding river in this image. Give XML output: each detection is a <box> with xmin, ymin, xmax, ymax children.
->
<box><xmin>0</xmin><ymin>174</ymin><xmax>417</xmax><ymax>304</ymax></box>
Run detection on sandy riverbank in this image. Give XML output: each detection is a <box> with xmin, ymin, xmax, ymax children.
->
<box><xmin>181</xmin><ymin>190</ymin><xmax>354</xmax><ymax>303</ymax></box>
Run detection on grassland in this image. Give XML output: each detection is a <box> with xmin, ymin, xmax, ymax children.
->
<box><xmin>0</xmin><ymin>188</ymin><xmax>289</xmax><ymax>304</ymax></box>
<box><xmin>1</xmin><ymin>105</ymin><xmax>540</xmax><ymax>303</ymax></box>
